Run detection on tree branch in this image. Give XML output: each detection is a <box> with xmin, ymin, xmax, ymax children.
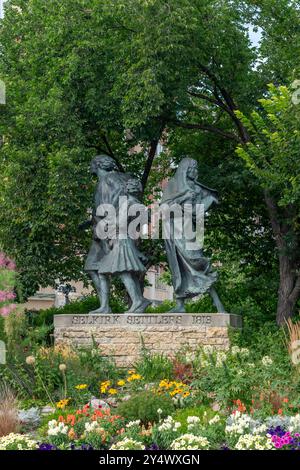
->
<box><xmin>198</xmin><ymin>64</ymin><xmax>250</xmax><ymax>143</ymax></box>
<box><xmin>141</xmin><ymin>138</ymin><xmax>160</xmax><ymax>192</ymax></box>
<box><xmin>140</xmin><ymin>120</ymin><xmax>166</xmax><ymax>191</ymax></box>
<box><xmin>101</xmin><ymin>133</ymin><xmax>125</xmax><ymax>172</ymax></box>
<box><xmin>289</xmin><ymin>274</ymin><xmax>300</xmax><ymax>305</ymax></box>
<box><xmin>173</xmin><ymin>120</ymin><xmax>241</xmax><ymax>143</ymax></box>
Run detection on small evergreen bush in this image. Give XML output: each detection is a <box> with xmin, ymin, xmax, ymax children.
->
<box><xmin>116</xmin><ymin>391</ymin><xmax>175</xmax><ymax>425</ymax></box>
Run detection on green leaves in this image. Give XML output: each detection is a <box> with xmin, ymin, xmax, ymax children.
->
<box><xmin>236</xmin><ymin>84</ymin><xmax>300</xmax><ymax>207</ymax></box>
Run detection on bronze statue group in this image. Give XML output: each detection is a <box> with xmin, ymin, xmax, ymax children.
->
<box><xmin>83</xmin><ymin>154</ymin><xmax>225</xmax><ymax>314</ymax></box>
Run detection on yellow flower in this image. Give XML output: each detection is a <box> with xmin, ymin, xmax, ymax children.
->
<box><xmin>68</xmin><ymin>428</ymin><xmax>76</xmax><ymax>440</ymax></box>
<box><xmin>108</xmin><ymin>388</ymin><xmax>117</xmax><ymax>395</ymax></box>
<box><xmin>183</xmin><ymin>391</ymin><xmax>190</xmax><ymax>398</ymax></box>
<box><xmin>127</xmin><ymin>373</ymin><xmax>142</xmax><ymax>382</ymax></box>
<box><xmin>100</xmin><ymin>380</ymin><xmax>111</xmax><ymax>394</ymax></box>
<box><xmin>75</xmin><ymin>384</ymin><xmax>88</xmax><ymax>390</ymax></box>
<box><xmin>100</xmin><ymin>380</ymin><xmax>111</xmax><ymax>387</ymax></box>
<box><xmin>128</xmin><ymin>369</ymin><xmax>135</xmax><ymax>375</ymax></box>
<box><xmin>56</xmin><ymin>398</ymin><xmax>70</xmax><ymax>409</ymax></box>
<box><xmin>117</xmin><ymin>380</ymin><xmax>126</xmax><ymax>387</ymax></box>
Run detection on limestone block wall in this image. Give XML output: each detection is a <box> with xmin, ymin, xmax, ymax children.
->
<box><xmin>54</xmin><ymin>313</ymin><xmax>242</xmax><ymax>367</ymax></box>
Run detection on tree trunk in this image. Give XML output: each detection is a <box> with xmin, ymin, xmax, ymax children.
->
<box><xmin>276</xmin><ymin>254</ymin><xmax>300</xmax><ymax>326</ymax></box>
<box><xmin>264</xmin><ymin>191</ymin><xmax>300</xmax><ymax>326</ymax></box>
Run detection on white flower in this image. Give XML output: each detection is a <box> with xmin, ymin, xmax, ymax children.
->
<box><xmin>157</xmin><ymin>408</ymin><xmax>163</xmax><ymax>415</ymax></box>
<box><xmin>209</xmin><ymin>415</ymin><xmax>221</xmax><ymax>425</ymax></box>
<box><xmin>47</xmin><ymin>420</ymin><xmax>68</xmax><ymax>436</ymax></box>
<box><xmin>187</xmin><ymin>416</ymin><xmax>200</xmax><ymax>424</ymax></box>
<box><xmin>187</xmin><ymin>416</ymin><xmax>203</xmax><ymax>432</ymax></box>
<box><xmin>170</xmin><ymin>434</ymin><xmax>210</xmax><ymax>450</ymax></box>
<box><xmin>231</xmin><ymin>346</ymin><xmax>249</xmax><ymax>358</ymax></box>
<box><xmin>158</xmin><ymin>416</ymin><xmax>181</xmax><ymax>432</ymax></box>
<box><xmin>0</xmin><ymin>433</ymin><xmax>37</xmax><ymax>450</ymax></box>
<box><xmin>225</xmin><ymin>412</ymin><xmax>259</xmax><ymax>436</ymax></box>
<box><xmin>48</xmin><ymin>419</ymin><xmax>58</xmax><ymax>428</ymax></box>
<box><xmin>126</xmin><ymin>420</ymin><xmax>141</xmax><ymax>428</ymax></box>
<box><xmin>262</xmin><ymin>356</ymin><xmax>273</xmax><ymax>366</ymax></box>
<box><xmin>110</xmin><ymin>438</ymin><xmax>145</xmax><ymax>450</ymax></box>
<box><xmin>252</xmin><ymin>424</ymin><xmax>268</xmax><ymax>435</ymax></box>
<box><xmin>235</xmin><ymin>434</ymin><xmax>273</xmax><ymax>450</ymax></box>
<box><xmin>11</xmin><ymin>5</ymin><xmax>23</xmax><ymax>14</ymax></box>
<box><xmin>85</xmin><ymin>421</ymin><xmax>103</xmax><ymax>433</ymax></box>
<box><xmin>240</xmin><ymin>348</ymin><xmax>250</xmax><ymax>357</ymax></box>
<box><xmin>216</xmin><ymin>351</ymin><xmax>227</xmax><ymax>367</ymax></box>
<box><xmin>288</xmin><ymin>414</ymin><xmax>300</xmax><ymax>433</ymax></box>
<box><xmin>25</xmin><ymin>355</ymin><xmax>36</xmax><ymax>365</ymax></box>
<box><xmin>185</xmin><ymin>352</ymin><xmax>196</xmax><ymax>362</ymax></box>
<box><xmin>203</xmin><ymin>345</ymin><xmax>214</xmax><ymax>355</ymax></box>
<box><xmin>231</xmin><ymin>346</ymin><xmax>241</xmax><ymax>355</ymax></box>
<box><xmin>200</xmin><ymin>358</ymin><xmax>209</xmax><ymax>368</ymax></box>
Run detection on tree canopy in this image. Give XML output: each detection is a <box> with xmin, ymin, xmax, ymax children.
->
<box><xmin>0</xmin><ymin>0</ymin><xmax>299</xmax><ymax>322</ymax></box>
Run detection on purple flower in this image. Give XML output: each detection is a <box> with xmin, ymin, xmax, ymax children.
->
<box><xmin>146</xmin><ymin>443</ymin><xmax>160</xmax><ymax>450</ymax></box>
<box><xmin>38</xmin><ymin>443</ymin><xmax>57</xmax><ymax>450</ymax></box>
<box><xmin>267</xmin><ymin>426</ymin><xmax>286</xmax><ymax>437</ymax></box>
<box><xmin>220</xmin><ymin>444</ymin><xmax>230</xmax><ymax>450</ymax></box>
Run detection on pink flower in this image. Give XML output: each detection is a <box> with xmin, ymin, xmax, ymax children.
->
<box><xmin>0</xmin><ymin>252</ymin><xmax>16</xmax><ymax>270</ymax></box>
<box><xmin>7</xmin><ymin>261</ymin><xmax>16</xmax><ymax>271</ymax></box>
<box><xmin>0</xmin><ymin>253</ymin><xmax>6</xmax><ymax>267</ymax></box>
<box><xmin>0</xmin><ymin>303</ymin><xmax>16</xmax><ymax>317</ymax></box>
<box><xmin>0</xmin><ymin>291</ymin><xmax>15</xmax><ymax>302</ymax></box>
<box><xmin>0</xmin><ymin>306</ymin><xmax>11</xmax><ymax>317</ymax></box>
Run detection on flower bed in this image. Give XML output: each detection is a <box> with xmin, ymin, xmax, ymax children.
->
<box><xmin>1</xmin><ymin>336</ymin><xmax>300</xmax><ymax>450</ymax></box>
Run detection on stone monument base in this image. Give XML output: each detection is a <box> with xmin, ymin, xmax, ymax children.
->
<box><xmin>54</xmin><ymin>313</ymin><xmax>242</xmax><ymax>367</ymax></box>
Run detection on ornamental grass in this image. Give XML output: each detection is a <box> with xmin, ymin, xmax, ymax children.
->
<box><xmin>0</xmin><ymin>382</ymin><xmax>19</xmax><ymax>437</ymax></box>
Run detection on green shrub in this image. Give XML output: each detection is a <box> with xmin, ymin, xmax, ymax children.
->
<box><xmin>116</xmin><ymin>391</ymin><xmax>175</xmax><ymax>425</ymax></box>
<box><xmin>188</xmin><ymin>344</ymin><xmax>292</xmax><ymax>414</ymax></box>
<box><xmin>146</xmin><ymin>301</ymin><xmax>174</xmax><ymax>314</ymax></box>
<box><xmin>0</xmin><ymin>316</ymin><xmax>6</xmax><ymax>343</ymax></box>
<box><xmin>24</xmin><ymin>295</ymin><xmax>126</xmax><ymax>345</ymax></box>
<box><xmin>27</xmin><ymin>296</ymin><xmax>125</xmax><ymax>327</ymax></box>
<box><xmin>171</xmin><ymin>406</ymin><xmax>216</xmax><ymax>433</ymax></box>
<box><xmin>134</xmin><ymin>346</ymin><xmax>174</xmax><ymax>381</ymax></box>
<box><xmin>1</xmin><ymin>343</ymin><xmax>120</xmax><ymax>404</ymax></box>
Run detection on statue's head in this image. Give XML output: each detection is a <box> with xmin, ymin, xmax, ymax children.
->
<box><xmin>126</xmin><ymin>178</ymin><xmax>142</xmax><ymax>198</ymax></box>
<box><xmin>178</xmin><ymin>158</ymin><xmax>198</xmax><ymax>182</ymax></box>
<box><xmin>90</xmin><ymin>155</ymin><xmax>119</xmax><ymax>175</ymax></box>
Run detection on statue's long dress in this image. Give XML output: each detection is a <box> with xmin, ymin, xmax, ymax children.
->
<box><xmin>84</xmin><ymin>172</ymin><xmax>131</xmax><ymax>272</ymax></box>
<box><xmin>162</xmin><ymin>159</ymin><xmax>217</xmax><ymax>300</ymax></box>
<box><xmin>98</xmin><ymin>198</ymin><xmax>147</xmax><ymax>275</ymax></box>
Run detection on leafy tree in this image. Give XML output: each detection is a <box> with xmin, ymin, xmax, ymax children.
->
<box><xmin>0</xmin><ymin>0</ymin><xmax>298</xmax><ymax>327</ymax></box>
<box><xmin>236</xmin><ymin>84</ymin><xmax>300</xmax><ymax>324</ymax></box>
<box><xmin>0</xmin><ymin>0</ymin><xmax>259</xmax><ymax>297</ymax></box>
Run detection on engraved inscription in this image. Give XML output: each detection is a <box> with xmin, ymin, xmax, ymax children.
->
<box><xmin>72</xmin><ymin>315</ymin><xmax>121</xmax><ymax>325</ymax></box>
<box><xmin>70</xmin><ymin>314</ymin><xmax>215</xmax><ymax>327</ymax></box>
<box><xmin>126</xmin><ymin>315</ymin><xmax>182</xmax><ymax>325</ymax></box>
<box><xmin>192</xmin><ymin>315</ymin><xmax>212</xmax><ymax>325</ymax></box>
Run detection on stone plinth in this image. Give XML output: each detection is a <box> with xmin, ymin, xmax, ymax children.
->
<box><xmin>54</xmin><ymin>313</ymin><xmax>242</xmax><ymax>367</ymax></box>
